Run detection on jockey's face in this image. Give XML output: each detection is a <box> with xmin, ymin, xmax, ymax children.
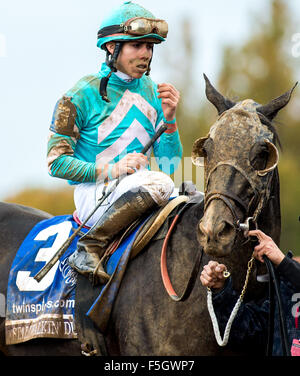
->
<box><xmin>106</xmin><ymin>41</ymin><xmax>153</xmax><ymax>79</ymax></box>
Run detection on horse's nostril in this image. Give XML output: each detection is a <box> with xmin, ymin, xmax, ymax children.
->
<box><xmin>198</xmin><ymin>221</ymin><xmax>211</xmax><ymax>242</ymax></box>
<box><xmin>217</xmin><ymin>221</ymin><xmax>235</xmax><ymax>242</ymax></box>
<box><xmin>198</xmin><ymin>220</ymin><xmax>235</xmax><ymax>246</ymax></box>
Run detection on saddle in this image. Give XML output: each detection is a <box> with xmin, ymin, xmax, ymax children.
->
<box><xmin>102</xmin><ymin>193</ymin><xmax>189</xmax><ymax>261</ymax></box>
<box><xmin>75</xmin><ymin>182</ymin><xmax>204</xmax><ymax>355</ymax></box>
<box><xmin>74</xmin><ymin>194</ymin><xmax>190</xmax><ymax>356</ymax></box>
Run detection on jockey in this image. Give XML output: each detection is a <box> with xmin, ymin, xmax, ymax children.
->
<box><xmin>47</xmin><ymin>1</ymin><xmax>182</xmax><ymax>285</ymax></box>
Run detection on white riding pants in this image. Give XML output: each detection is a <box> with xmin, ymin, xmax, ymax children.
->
<box><xmin>74</xmin><ymin>170</ymin><xmax>175</xmax><ymax>228</ymax></box>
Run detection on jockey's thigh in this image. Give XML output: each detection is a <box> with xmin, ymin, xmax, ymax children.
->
<box><xmin>111</xmin><ymin>169</ymin><xmax>175</xmax><ymax>206</ymax></box>
<box><xmin>74</xmin><ymin>183</ymin><xmax>100</xmax><ymax>227</ymax></box>
<box><xmin>74</xmin><ymin>170</ymin><xmax>174</xmax><ymax>227</ymax></box>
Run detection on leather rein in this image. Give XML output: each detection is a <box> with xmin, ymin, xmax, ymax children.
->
<box><xmin>160</xmin><ymin>201</ymin><xmax>204</xmax><ymax>302</ymax></box>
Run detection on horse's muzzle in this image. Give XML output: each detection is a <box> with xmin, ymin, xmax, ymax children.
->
<box><xmin>197</xmin><ymin>218</ymin><xmax>237</xmax><ymax>256</ymax></box>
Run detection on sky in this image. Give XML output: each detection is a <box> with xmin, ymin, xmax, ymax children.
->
<box><xmin>0</xmin><ymin>0</ymin><xmax>299</xmax><ymax>200</ymax></box>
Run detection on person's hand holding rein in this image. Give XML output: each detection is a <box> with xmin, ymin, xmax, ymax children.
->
<box><xmin>112</xmin><ymin>152</ymin><xmax>149</xmax><ymax>178</ymax></box>
<box><xmin>248</xmin><ymin>229</ymin><xmax>285</xmax><ymax>266</ymax></box>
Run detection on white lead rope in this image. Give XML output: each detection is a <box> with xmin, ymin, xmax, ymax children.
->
<box><xmin>207</xmin><ymin>289</ymin><xmax>242</xmax><ymax>346</ymax></box>
<box><xmin>207</xmin><ymin>256</ymin><xmax>255</xmax><ymax>347</ymax></box>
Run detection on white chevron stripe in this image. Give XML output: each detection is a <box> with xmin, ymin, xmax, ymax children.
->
<box><xmin>98</xmin><ymin>90</ymin><xmax>157</xmax><ymax>144</ymax></box>
<box><xmin>96</xmin><ymin>119</ymin><xmax>152</xmax><ymax>163</ymax></box>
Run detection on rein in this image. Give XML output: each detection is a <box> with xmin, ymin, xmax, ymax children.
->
<box><xmin>263</xmin><ymin>256</ymin><xmax>290</xmax><ymax>356</ymax></box>
<box><xmin>160</xmin><ymin>202</ymin><xmax>203</xmax><ymax>302</ymax></box>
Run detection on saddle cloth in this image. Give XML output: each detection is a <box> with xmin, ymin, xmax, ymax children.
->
<box><xmin>5</xmin><ymin>215</ymin><xmax>83</xmax><ymax>345</ymax></box>
<box><xmin>5</xmin><ymin>196</ymin><xmax>188</xmax><ymax>345</ymax></box>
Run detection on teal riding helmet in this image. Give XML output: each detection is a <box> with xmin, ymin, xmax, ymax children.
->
<box><xmin>97</xmin><ymin>1</ymin><xmax>167</xmax><ymax>50</ymax></box>
<box><xmin>97</xmin><ymin>1</ymin><xmax>168</xmax><ymax>102</ymax></box>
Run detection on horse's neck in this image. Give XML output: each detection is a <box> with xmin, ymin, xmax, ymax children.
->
<box><xmin>165</xmin><ymin>200</ymin><xmax>204</xmax><ymax>269</ymax></box>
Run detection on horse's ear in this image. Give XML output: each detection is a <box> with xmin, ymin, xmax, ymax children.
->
<box><xmin>203</xmin><ymin>73</ymin><xmax>236</xmax><ymax>115</ymax></box>
<box><xmin>256</xmin><ymin>82</ymin><xmax>298</xmax><ymax>121</ymax></box>
<box><xmin>191</xmin><ymin>136</ymin><xmax>208</xmax><ymax>166</ymax></box>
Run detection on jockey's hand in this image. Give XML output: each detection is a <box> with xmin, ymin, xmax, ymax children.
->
<box><xmin>200</xmin><ymin>261</ymin><xmax>228</xmax><ymax>291</ymax></box>
<box><xmin>249</xmin><ymin>230</ymin><xmax>285</xmax><ymax>266</ymax></box>
<box><xmin>112</xmin><ymin>152</ymin><xmax>148</xmax><ymax>178</ymax></box>
<box><xmin>157</xmin><ymin>83</ymin><xmax>180</xmax><ymax>122</ymax></box>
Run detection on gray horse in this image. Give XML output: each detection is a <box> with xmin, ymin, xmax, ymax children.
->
<box><xmin>0</xmin><ymin>77</ymin><xmax>295</xmax><ymax>355</ymax></box>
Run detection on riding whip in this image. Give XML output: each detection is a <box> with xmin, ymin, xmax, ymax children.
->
<box><xmin>34</xmin><ymin>123</ymin><xmax>168</xmax><ymax>282</ymax></box>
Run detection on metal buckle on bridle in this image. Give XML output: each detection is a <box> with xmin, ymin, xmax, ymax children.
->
<box><xmin>237</xmin><ymin>216</ymin><xmax>257</xmax><ymax>237</ymax></box>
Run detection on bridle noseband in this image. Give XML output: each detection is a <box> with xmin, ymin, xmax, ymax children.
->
<box><xmin>203</xmin><ymin>160</ymin><xmax>273</xmax><ymax>232</ymax></box>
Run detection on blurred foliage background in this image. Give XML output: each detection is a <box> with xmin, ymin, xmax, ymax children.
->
<box><xmin>4</xmin><ymin>0</ymin><xmax>300</xmax><ymax>254</ymax></box>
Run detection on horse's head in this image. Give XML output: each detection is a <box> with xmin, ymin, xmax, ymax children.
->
<box><xmin>193</xmin><ymin>74</ymin><xmax>297</xmax><ymax>257</ymax></box>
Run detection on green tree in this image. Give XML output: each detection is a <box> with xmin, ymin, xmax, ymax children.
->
<box><xmin>162</xmin><ymin>2</ymin><xmax>299</xmax><ymax>253</ymax></box>
<box><xmin>217</xmin><ymin>0</ymin><xmax>300</xmax><ymax>253</ymax></box>
<box><xmin>5</xmin><ymin>187</ymin><xmax>75</xmax><ymax>216</ymax></box>
<box><xmin>160</xmin><ymin>17</ymin><xmax>214</xmax><ymax>191</ymax></box>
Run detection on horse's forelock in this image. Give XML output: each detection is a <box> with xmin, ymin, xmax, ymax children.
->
<box><xmin>210</xmin><ymin>100</ymin><xmax>281</xmax><ymax>149</ymax></box>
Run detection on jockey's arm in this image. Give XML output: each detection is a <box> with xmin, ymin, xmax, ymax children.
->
<box><xmin>47</xmin><ymin>81</ymin><xmax>183</xmax><ymax>183</ymax></box>
<box><xmin>152</xmin><ymin>83</ymin><xmax>182</xmax><ymax>176</ymax></box>
<box><xmin>47</xmin><ymin>132</ymin><xmax>97</xmax><ymax>183</ymax></box>
<box><xmin>152</xmin><ymin>121</ymin><xmax>182</xmax><ymax>176</ymax></box>
<box><xmin>47</xmin><ymin>132</ymin><xmax>148</xmax><ymax>183</ymax></box>
<box><xmin>47</xmin><ymin>96</ymin><xmax>119</xmax><ymax>184</ymax></box>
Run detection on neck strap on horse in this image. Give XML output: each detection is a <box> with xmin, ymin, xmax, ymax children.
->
<box><xmin>160</xmin><ymin>201</ymin><xmax>204</xmax><ymax>302</ymax></box>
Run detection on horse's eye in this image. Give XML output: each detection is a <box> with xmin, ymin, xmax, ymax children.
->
<box><xmin>249</xmin><ymin>142</ymin><xmax>269</xmax><ymax>171</ymax></box>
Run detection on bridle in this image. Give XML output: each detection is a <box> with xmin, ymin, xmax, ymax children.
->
<box><xmin>203</xmin><ymin>157</ymin><xmax>290</xmax><ymax>355</ymax></box>
<box><xmin>160</xmin><ymin>154</ymin><xmax>275</xmax><ymax>303</ymax></box>
<box><xmin>203</xmin><ymin>159</ymin><xmax>274</xmax><ymax>233</ymax></box>
<box><xmin>160</xmin><ymin>142</ymin><xmax>289</xmax><ymax>354</ymax></box>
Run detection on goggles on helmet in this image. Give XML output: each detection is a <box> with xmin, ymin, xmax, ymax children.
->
<box><xmin>123</xmin><ymin>17</ymin><xmax>168</xmax><ymax>38</ymax></box>
<box><xmin>98</xmin><ymin>17</ymin><xmax>168</xmax><ymax>39</ymax></box>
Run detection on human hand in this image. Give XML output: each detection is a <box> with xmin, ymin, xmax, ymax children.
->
<box><xmin>157</xmin><ymin>83</ymin><xmax>180</xmax><ymax>122</ymax></box>
<box><xmin>112</xmin><ymin>152</ymin><xmax>148</xmax><ymax>178</ymax></box>
<box><xmin>249</xmin><ymin>229</ymin><xmax>285</xmax><ymax>266</ymax></box>
<box><xmin>200</xmin><ymin>261</ymin><xmax>229</xmax><ymax>290</ymax></box>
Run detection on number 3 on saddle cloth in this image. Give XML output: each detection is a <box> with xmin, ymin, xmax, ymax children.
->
<box><xmin>5</xmin><ymin>213</ymin><xmax>148</xmax><ymax>345</ymax></box>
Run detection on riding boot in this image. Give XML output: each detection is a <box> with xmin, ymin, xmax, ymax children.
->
<box><xmin>68</xmin><ymin>189</ymin><xmax>157</xmax><ymax>285</ymax></box>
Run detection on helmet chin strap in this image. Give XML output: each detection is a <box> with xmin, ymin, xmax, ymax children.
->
<box><xmin>99</xmin><ymin>42</ymin><xmax>123</xmax><ymax>102</ymax></box>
